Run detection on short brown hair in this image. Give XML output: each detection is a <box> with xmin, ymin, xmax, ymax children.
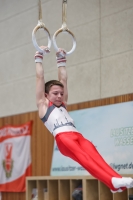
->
<box><xmin>45</xmin><ymin>80</ymin><xmax>64</xmax><ymax>93</ymax></box>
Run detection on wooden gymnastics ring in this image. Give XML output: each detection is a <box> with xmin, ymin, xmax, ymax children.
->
<box><xmin>32</xmin><ymin>21</ymin><xmax>52</xmax><ymax>54</ymax></box>
<box><xmin>53</xmin><ymin>28</ymin><xmax>76</xmax><ymax>55</ymax></box>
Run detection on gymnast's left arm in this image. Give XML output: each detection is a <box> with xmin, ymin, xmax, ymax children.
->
<box><xmin>56</xmin><ymin>49</ymin><xmax>68</xmax><ymax>106</ymax></box>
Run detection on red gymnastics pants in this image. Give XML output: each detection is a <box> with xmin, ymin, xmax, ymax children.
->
<box><xmin>55</xmin><ymin>131</ymin><xmax>125</xmax><ymax>191</ymax></box>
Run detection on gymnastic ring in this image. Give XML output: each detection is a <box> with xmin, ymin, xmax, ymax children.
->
<box><xmin>32</xmin><ymin>22</ymin><xmax>51</xmax><ymax>54</ymax></box>
<box><xmin>53</xmin><ymin>28</ymin><xmax>76</xmax><ymax>55</ymax></box>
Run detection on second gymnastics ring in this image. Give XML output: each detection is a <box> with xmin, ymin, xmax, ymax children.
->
<box><xmin>52</xmin><ymin>28</ymin><xmax>76</xmax><ymax>56</ymax></box>
<box><xmin>32</xmin><ymin>21</ymin><xmax>52</xmax><ymax>54</ymax></box>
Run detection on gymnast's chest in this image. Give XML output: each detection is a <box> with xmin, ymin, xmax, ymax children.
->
<box><xmin>46</xmin><ymin>106</ymin><xmax>73</xmax><ymax>124</ymax></box>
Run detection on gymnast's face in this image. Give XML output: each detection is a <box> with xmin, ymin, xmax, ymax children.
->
<box><xmin>45</xmin><ymin>85</ymin><xmax>64</xmax><ymax>106</ymax></box>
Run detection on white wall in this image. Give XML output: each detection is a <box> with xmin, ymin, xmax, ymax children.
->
<box><xmin>0</xmin><ymin>0</ymin><xmax>133</xmax><ymax>117</ymax></box>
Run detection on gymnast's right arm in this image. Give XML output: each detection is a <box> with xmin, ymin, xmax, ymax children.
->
<box><xmin>35</xmin><ymin>47</ymin><xmax>49</xmax><ymax>118</ymax></box>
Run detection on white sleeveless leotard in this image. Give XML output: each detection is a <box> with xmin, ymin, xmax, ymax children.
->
<box><xmin>41</xmin><ymin>102</ymin><xmax>78</xmax><ymax>137</ymax></box>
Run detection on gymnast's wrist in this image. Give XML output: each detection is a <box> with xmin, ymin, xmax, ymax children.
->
<box><xmin>34</xmin><ymin>52</ymin><xmax>43</xmax><ymax>63</ymax></box>
<box><xmin>57</xmin><ymin>61</ymin><xmax>66</xmax><ymax>68</ymax></box>
<box><xmin>56</xmin><ymin>49</ymin><xmax>67</xmax><ymax>68</ymax></box>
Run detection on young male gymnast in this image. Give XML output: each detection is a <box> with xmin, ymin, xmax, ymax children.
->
<box><xmin>34</xmin><ymin>46</ymin><xmax>133</xmax><ymax>193</ymax></box>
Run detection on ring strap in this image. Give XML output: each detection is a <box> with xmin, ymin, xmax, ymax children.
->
<box><xmin>53</xmin><ymin>0</ymin><xmax>76</xmax><ymax>55</ymax></box>
<box><xmin>62</xmin><ymin>0</ymin><xmax>67</xmax><ymax>30</ymax></box>
<box><xmin>32</xmin><ymin>0</ymin><xmax>52</xmax><ymax>53</ymax></box>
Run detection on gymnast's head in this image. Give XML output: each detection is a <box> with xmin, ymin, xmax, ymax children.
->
<box><xmin>45</xmin><ymin>80</ymin><xmax>64</xmax><ymax>106</ymax></box>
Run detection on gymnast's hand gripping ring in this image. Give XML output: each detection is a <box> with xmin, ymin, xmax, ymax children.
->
<box><xmin>53</xmin><ymin>0</ymin><xmax>76</xmax><ymax>55</ymax></box>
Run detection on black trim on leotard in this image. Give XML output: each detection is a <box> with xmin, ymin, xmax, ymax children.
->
<box><xmin>41</xmin><ymin>102</ymin><xmax>66</xmax><ymax>123</ymax></box>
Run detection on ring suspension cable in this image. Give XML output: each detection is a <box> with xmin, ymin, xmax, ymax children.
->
<box><xmin>32</xmin><ymin>0</ymin><xmax>51</xmax><ymax>54</ymax></box>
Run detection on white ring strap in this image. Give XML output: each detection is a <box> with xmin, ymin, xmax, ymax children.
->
<box><xmin>32</xmin><ymin>22</ymin><xmax>51</xmax><ymax>54</ymax></box>
<box><xmin>53</xmin><ymin>28</ymin><xmax>76</xmax><ymax>55</ymax></box>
